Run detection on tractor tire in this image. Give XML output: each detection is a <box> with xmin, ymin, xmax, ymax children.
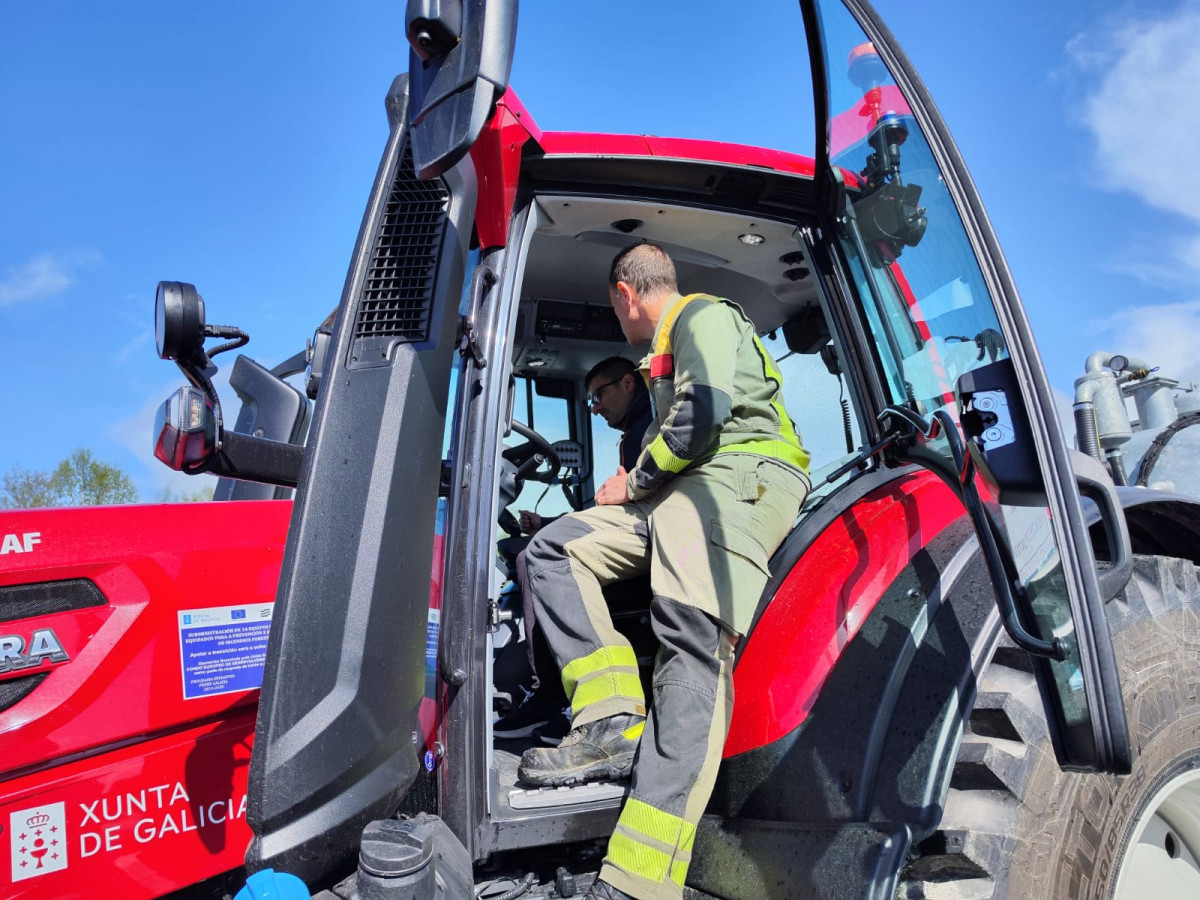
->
<box><xmin>899</xmin><ymin>555</ymin><xmax>1200</xmax><ymax>900</ymax></box>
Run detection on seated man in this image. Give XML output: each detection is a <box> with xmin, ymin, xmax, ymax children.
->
<box><xmin>494</xmin><ymin>356</ymin><xmax>653</xmax><ymax>742</ymax></box>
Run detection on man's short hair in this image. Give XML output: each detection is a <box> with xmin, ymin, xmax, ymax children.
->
<box><xmin>609</xmin><ymin>243</ymin><xmax>678</xmax><ymax>296</ymax></box>
<box><xmin>585</xmin><ymin>356</ymin><xmax>639</xmax><ymax>390</ymax></box>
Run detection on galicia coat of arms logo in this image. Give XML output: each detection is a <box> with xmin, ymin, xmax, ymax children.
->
<box><xmin>10</xmin><ymin>802</ymin><xmax>68</xmax><ymax>881</ymax></box>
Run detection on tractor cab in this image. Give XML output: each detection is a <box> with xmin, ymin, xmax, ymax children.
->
<box><xmin>145</xmin><ymin>1</ymin><xmax>1139</xmax><ymax>896</ymax></box>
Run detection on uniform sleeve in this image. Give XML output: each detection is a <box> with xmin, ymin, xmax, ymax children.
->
<box><xmin>627</xmin><ymin>302</ymin><xmax>739</xmax><ymax>500</ymax></box>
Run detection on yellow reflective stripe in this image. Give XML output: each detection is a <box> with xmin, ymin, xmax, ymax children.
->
<box><xmin>680</xmin><ymin>825</ymin><xmax>695</xmax><ymax>854</ymax></box>
<box><xmin>609</xmin><ymin>799</ymin><xmax>697</xmax><ymax>889</ymax></box>
<box><xmin>648</xmin><ymin>435</ymin><xmax>690</xmax><ymax>474</ymax></box>
<box><xmin>671</xmin><ymin>859</ymin><xmax>688</xmax><ymax>888</ymax></box>
<box><xmin>652</xmin><ymin>294</ymin><xmax>708</xmax><ymax>358</ymax></box>
<box><xmin>622</xmin><ymin>718</ymin><xmax>646</xmax><ymax>741</ymax></box>
<box><xmin>620</xmin><ymin>798</ymin><xmax>694</xmax><ymax>848</ymax></box>
<box><xmin>561</xmin><ymin>645</ymin><xmax>639</xmax><ymax>696</ymax></box>
<box><xmin>750</xmin><ymin>334</ymin><xmax>811</xmax><ymax>473</ymax></box>
<box><xmin>607</xmin><ymin>831</ymin><xmax>673</xmax><ymax>885</ymax></box>
<box><xmin>715</xmin><ymin>439</ymin><xmax>811</xmax><ymax>472</ymax></box>
<box><xmin>571</xmin><ymin>670</ymin><xmax>644</xmax><ymax>714</ymax></box>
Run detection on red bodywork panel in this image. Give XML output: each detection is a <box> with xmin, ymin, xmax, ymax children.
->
<box><xmin>0</xmin><ymin>502</ymin><xmax>290</xmax><ymax>898</ymax></box>
<box><xmin>469</xmin><ymin>89</ymin><xmax>820</xmax><ymax>252</ymax></box>
<box><xmin>726</xmin><ymin>471</ymin><xmax>964</xmax><ymax>757</ymax></box>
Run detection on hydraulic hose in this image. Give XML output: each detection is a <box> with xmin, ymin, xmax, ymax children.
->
<box><xmin>477</xmin><ymin>873</ymin><xmax>535</xmax><ymax>900</ymax></box>
<box><xmin>1106</xmin><ymin>451</ymin><xmax>1130</xmax><ymax>487</ymax></box>
<box><xmin>1136</xmin><ymin>411</ymin><xmax>1200</xmax><ymax>486</ymax></box>
<box><xmin>1074</xmin><ymin>402</ymin><xmax>1102</xmax><ymax>461</ymax></box>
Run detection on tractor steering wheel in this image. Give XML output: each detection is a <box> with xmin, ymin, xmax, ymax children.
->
<box><xmin>502</xmin><ymin>420</ymin><xmax>562</xmax><ymax>485</ymax></box>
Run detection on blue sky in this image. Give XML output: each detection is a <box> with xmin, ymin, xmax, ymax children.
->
<box><xmin>3</xmin><ymin>1</ymin><xmax>1198</xmax><ymax>499</ymax></box>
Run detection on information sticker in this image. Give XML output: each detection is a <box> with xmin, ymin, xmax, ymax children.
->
<box><xmin>178</xmin><ymin>603</ymin><xmax>274</xmax><ymax>699</ymax></box>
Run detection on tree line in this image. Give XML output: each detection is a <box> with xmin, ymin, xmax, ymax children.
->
<box><xmin>0</xmin><ymin>448</ymin><xmax>213</xmax><ymax>508</ymax></box>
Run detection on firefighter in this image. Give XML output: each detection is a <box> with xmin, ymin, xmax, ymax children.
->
<box><xmin>518</xmin><ymin>243</ymin><xmax>811</xmax><ymax>900</ymax></box>
<box><xmin>495</xmin><ymin>356</ymin><xmax>654</xmax><ymax>743</ymax></box>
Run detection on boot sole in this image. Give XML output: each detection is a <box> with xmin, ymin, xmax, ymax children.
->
<box><xmin>517</xmin><ymin>751</ymin><xmax>635</xmax><ymax>787</ymax></box>
<box><xmin>494</xmin><ymin>721</ymin><xmax>550</xmax><ymax>739</ymax></box>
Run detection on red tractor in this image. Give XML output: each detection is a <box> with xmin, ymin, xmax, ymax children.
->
<box><xmin>5</xmin><ymin>2</ymin><xmax>1200</xmax><ymax>898</ymax></box>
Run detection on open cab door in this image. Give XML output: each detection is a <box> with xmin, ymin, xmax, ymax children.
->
<box><xmin>800</xmin><ymin>0</ymin><xmax>1131</xmax><ymax>773</ymax></box>
<box><xmin>246</xmin><ymin>0</ymin><xmax>517</xmax><ymax>882</ymax></box>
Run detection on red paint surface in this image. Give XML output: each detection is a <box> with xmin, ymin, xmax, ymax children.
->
<box><xmin>3</xmin><ymin>715</ymin><xmax>256</xmax><ymax>899</ymax></box>
<box><xmin>470</xmin><ymin>88</ymin><xmax>822</xmax><ymax>254</ymax></box>
<box><xmin>725</xmin><ymin>472</ymin><xmax>965</xmax><ymax>757</ymax></box>
<box><xmin>0</xmin><ymin>501</ymin><xmax>290</xmax><ymax>895</ymax></box>
<box><xmin>470</xmin><ymin>91</ymin><xmax>541</xmax><ymax>250</ymax></box>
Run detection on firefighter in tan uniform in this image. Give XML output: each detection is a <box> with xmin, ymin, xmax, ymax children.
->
<box><xmin>519</xmin><ymin>243</ymin><xmax>810</xmax><ymax>900</ymax></box>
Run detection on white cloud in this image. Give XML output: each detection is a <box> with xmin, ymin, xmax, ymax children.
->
<box><xmin>1067</xmin><ymin>3</ymin><xmax>1200</xmax><ymax>292</ymax></box>
<box><xmin>1066</xmin><ymin>5</ymin><xmax>1200</xmax><ymax>393</ymax></box>
<box><xmin>0</xmin><ymin>251</ymin><xmax>99</xmax><ymax>307</ymax></box>
<box><xmin>115</xmin><ymin>328</ymin><xmax>153</xmax><ymax>364</ymax></box>
<box><xmin>1072</xmin><ymin>7</ymin><xmax>1200</xmax><ymax>223</ymax></box>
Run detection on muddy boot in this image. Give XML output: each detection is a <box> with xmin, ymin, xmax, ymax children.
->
<box><xmin>517</xmin><ymin>712</ymin><xmax>644</xmax><ymax>786</ymax></box>
<box><xmin>584</xmin><ymin>880</ymin><xmax>636</xmax><ymax>899</ymax></box>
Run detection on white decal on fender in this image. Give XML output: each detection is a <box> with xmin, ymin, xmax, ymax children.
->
<box><xmin>0</xmin><ymin>532</ymin><xmax>41</xmax><ymax>554</ymax></box>
<box><xmin>10</xmin><ymin>802</ymin><xmax>68</xmax><ymax>881</ymax></box>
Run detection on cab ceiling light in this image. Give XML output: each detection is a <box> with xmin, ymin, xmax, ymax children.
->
<box><xmin>738</xmin><ymin>233</ymin><xmax>765</xmax><ymax>246</ymax></box>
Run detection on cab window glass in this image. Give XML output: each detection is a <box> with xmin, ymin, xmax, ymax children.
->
<box><xmin>759</xmin><ymin>329</ymin><xmax>864</xmax><ymax>497</ymax></box>
<box><xmin>818</xmin><ymin>2</ymin><xmax>1096</xmax><ymax>759</ymax></box>
<box><xmin>509</xmin><ymin>375</ymin><xmax>575</xmax><ymax>520</ymax></box>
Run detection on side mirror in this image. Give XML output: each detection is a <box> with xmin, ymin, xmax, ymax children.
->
<box><xmin>404</xmin><ymin>0</ymin><xmax>518</xmax><ymax>179</ymax></box>
<box><xmin>958</xmin><ymin>358</ymin><xmax>1045</xmax><ymax>507</ymax></box>
<box><xmin>154</xmin><ymin>386</ymin><xmax>217</xmax><ymax>472</ymax></box>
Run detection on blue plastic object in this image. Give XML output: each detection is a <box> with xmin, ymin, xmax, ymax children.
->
<box><xmin>234</xmin><ymin>868</ymin><xmax>311</xmax><ymax>900</ymax></box>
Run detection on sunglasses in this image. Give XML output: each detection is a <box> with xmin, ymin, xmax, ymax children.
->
<box><xmin>587</xmin><ymin>377</ymin><xmax>624</xmax><ymax>408</ymax></box>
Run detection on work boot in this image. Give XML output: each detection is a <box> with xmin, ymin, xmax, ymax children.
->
<box><xmin>584</xmin><ymin>880</ymin><xmax>636</xmax><ymax>899</ymax></box>
<box><xmin>517</xmin><ymin>712</ymin><xmax>644</xmax><ymax>786</ymax></box>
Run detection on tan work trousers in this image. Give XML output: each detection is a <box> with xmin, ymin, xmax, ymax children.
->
<box><xmin>523</xmin><ymin>454</ymin><xmax>808</xmax><ymax>900</ymax></box>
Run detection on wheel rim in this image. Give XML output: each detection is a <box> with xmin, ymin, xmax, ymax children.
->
<box><xmin>1115</xmin><ymin>769</ymin><xmax>1200</xmax><ymax>899</ymax></box>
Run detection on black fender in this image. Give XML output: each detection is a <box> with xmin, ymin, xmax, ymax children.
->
<box><xmin>1090</xmin><ymin>487</ymin><xmax>1200</xmax><ymax>566</ymax></box>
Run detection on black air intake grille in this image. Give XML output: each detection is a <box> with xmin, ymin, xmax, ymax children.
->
<box><xmin>0</xmin><ymin>579</ymin><xmax>106</xmax><ymax>624</ymax></box>
<box><xmin>0</xmin><ymin>672</ymin><xmax>48</xmax><ymax>713</ymax></box>
<box><xmin>352</xmin><ymin>137</ymin><xmax>450</xmax><ymax>346</ymax></box>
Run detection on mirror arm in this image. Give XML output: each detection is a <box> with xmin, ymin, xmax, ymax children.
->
<box><xmin>871</xmin><ymin>405</ymin><xmax>1066</xmax><ymax>660</ymax></box>
<box><xmin>207</xmin><ymin>431</ymin><xmax>303</xmax><ymax>489</ymax></box>
<box><xmin>929</xmin><ymin>409</ymin><xmax>1066</xmax><ymax>661</ymax></box>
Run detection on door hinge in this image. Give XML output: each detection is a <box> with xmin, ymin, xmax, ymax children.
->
<box><xmin>487</xmin><ymin>598</ymin><xmax>513</xmax><ymax>633</ymax></box>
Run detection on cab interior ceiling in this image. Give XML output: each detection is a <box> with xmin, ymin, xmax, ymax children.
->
<box><xmin>512</xmin><ymin>194</ymin><xmax>820</xmax><ymax>380</ymax></box>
